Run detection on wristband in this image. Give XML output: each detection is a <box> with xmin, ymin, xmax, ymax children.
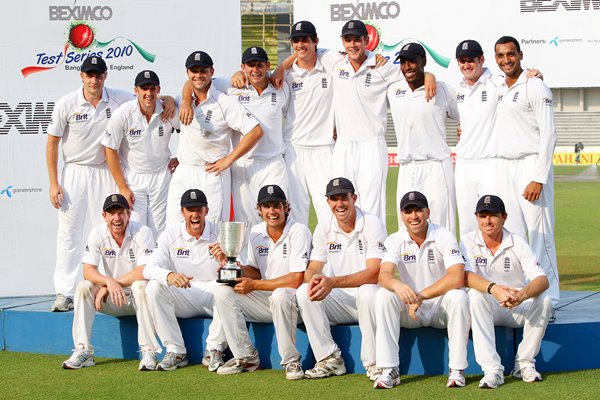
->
<box><xmin>487</xmin><ymin>282</ymin><xmax>496</xmax><ymax>294</ymax></box>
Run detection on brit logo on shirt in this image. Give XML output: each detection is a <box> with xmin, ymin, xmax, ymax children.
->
<box><xmin>237</xmin><ymin>94</ymin><xmax>251</xmax><ymax>104</ymax></box>
<box><xmin>451</xmin><ymin>249</ymin><xmax>461</xmax><ymax>257</ymax></box>
<box><xmin>175</xmin><ymin>247</ymin><xmax>191</xmax><ymax>258</ymax></box>
<box><xmin>327</xmin><ymin>242</ymin><xmax>342</xmax><ymax>253</ymax></box>
<box><xmin>378</xmin><ymin>242</ymin><xmax>386</xmax><ymax>252</ymax></box>
<box><xmin>257</xmin><ymin>246</ymin><xmax>269</xmax><ymax>256</ymax></box>
<box><xmin>158</xmin><ymin>126</ymin><xmax>164</xmax><ymax>137</ymax></box>
<box><xmin>402</xmin><ymin>252</ymin><xmax>416</xmax><ymax>263</ymax></box>
<box><xmin>321</xmin><ymin>78</ymin><xmax>328</xmax><ymax>89</ymax></box>
<box><xmin>427</xmin><ymin>249</ymin><xmax>435</xmax><ymax>264</ymax></box>
<box><xmin>456</xmin><ymin>94</ymin><xmax>465</xmax><ymax>103</ymax></box>
<box><xmin>291</xmin><ymin>82</ymin><xmax>303</xmax><ymax>91</ymax></box>
<box><xmin>338</xmin><ymin>69</ymin><xmax>350</xmax><ymax>80</ymax></box>
<box><xmin>512</xmin><ymin>92</ymin><xmax>519</xmax><ymax>102</ymax></box>
<box><xmin>504</xmin><ymin>257</ymin><xmax>511</xmax><ymax>271</ymax></box>
<box><xmin>74</xmin><ymin>113</ymin><xmax>89</xmax><ymax>123</ymax></box>
<box><xmin>475</xmin><ymin>256</ymin><xmax>488</xmax><ymax>268</ymax></box>
<box><xmin>481</xmin><ymin>90</ymin><xmax>488</xmax><ymax>102</ymax></box>
<box><xmin>106</xmin><ymin>108</ymin><xmax>112</xmax><ymax>119</ymax></box>
<box><xmin>271</xmin><ymin>93</ymin><xmax>277</xmax><ymax>106</ymax></box>
<box><xmin>364</xmin><ymin>72</ymin><xmax>371</xmax><ymax>87</ymax></box>
<box><xmin>395</xmin><ymin>89</ymin><xmax>407</xmax><ymax>97</ymax></box>
<box><xmin>103</xmin><ymin>248</ymin><xmax>117</xmax><ymax>258</ymax></box>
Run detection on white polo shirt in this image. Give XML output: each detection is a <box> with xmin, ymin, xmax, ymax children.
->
<box><xmin>311</xmin><ymin>208</ymin><xmax>387</xmax><ymax>278</ymax></box>
<box><xmin>320</xmin><ymin>50</ymin><xmax>404</xmax><ymax>140</ymax></box>
<box><xmin>382</xmin><ymin>223</ymin><xmax>465</xmax><ymax>292</ymax></box>
<box><xmin>243</xmin><ymin>217</ymin><xmax>311</xmax><ymax>280</ymax></box>
<box><xmin>387</xmin><ymin>80</ymin><xmax>458</xmax><ymax>161</ymax></box>
<box><xmin>176</xmin><ymin>84</ymin><xmax>259</xmax><ymax>165</ymax></box>
<box><xmin>460</xmin><ymin>228</ymin><xmax>546</xmax><ymax>289</ymax></box>
<box><xmin>82</xmin><ymin>220</ymin><xmax>154</xmax><ymax>280</ymax></box>
<box><xmin>47</xmin><ymin>87</ymin><xmax>135</xmax><ymax>165</ymax></box>
<box><xmin>143</xmin><ymin>220</ymin><xmax>220</xmax><ymax>284</ymax></box>
<box><xmin>493</xmin><ymin>74</ymin><xmax>557</xmax><ymax>184</ymax></box>
<box><xmin>283</xmin><ymin>57</ymin><xmax>335</xmax><ymax>147</ymax></box>
<box><xmin>455</xmin><ymin>68</ymin><xmax>500</xmax><ymax>160</ymax></box>
<box><xmin>102</xmin><ymin>99</ymin><xmax>180</xmax><ymax>173</ymax></box>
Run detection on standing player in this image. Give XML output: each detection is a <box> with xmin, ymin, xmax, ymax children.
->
<box><xmin>62</xmin><ymin>193</ymin><xmax>160</xmax><ymax>371</ymax></box>
<box><xmin>387</xmin><ymin>43</ymin><xmax>459</xmax><ymax>233</ymax></box>
<box><xmin>143</xmin><ymin>189</ymin><xmax>227</xmax><ymax>371</ymax></box>
<box><xmin>103</xmin><ymin>70</ymin><xmax>179</xmax><ymax>238</ymax></box>
<box><xmin>462</xmin><ymin>195</ymin><xmax>552</xmax><ymax>387</ymax></box>
<box><xmin>165</xmin><ymin>51</ymin><xmax>263</xmax><ymax>225</ymax></box>
<box><xmin>374</xmin><ymin>191</ymin><xmax>469</xmax><ymax>389</ymax></box>
<box><xmin>211</xmin><ymin>185</ymin><xmax>311</xmax><ymax>379</ymax></box>
<box><xmin>296</xmin><ymin>177</ymin><xmax>387</xmax><ymax>380</ymax></box>
<box><xmin>491</xmin><ymin>36</ymin><xmax>559</xmax><ymax>307</ymax></box>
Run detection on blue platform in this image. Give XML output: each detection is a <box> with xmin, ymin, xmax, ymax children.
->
<box><xmin>1</xmin><ymin>291</ymin><xmax>599</xmax><ymax>374</ymax></box>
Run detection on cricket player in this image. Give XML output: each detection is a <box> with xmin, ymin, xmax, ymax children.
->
<box><xmin>374</xmin><ymin>191</ymin><xmax>469</xmax><ymax>389</ymax></box>
<box><xmin>387</xmin><ymin>43</ymin><xmax>459</xmax><ymax>233</ymax></box>
<box><xmin>462</xmin><ymin>195</ymin><xmax>552</xmax><ymax>388</ymax></box>
<box><xmin>296</xmin><ymin>177</ymin><xmax>387</xmax><ymax>380</ymax></box>
<box><xmin>211</xmin><ymin>185</ymin><xmax>311</xmax><ymax>379</ymax></box>
<box><xmin>103</xmin><ymin>70</ymin><xmax>179</xmax><ymax>238</ymax></box>
<box><xmin>61</xmin><ymin>193</ymin><xmax>160</xmax><ymax>371</ymax></box>
<box><xmin>143</xmin><ymin>189</ymin><xmax>227</xmax><ymax>371</ymax></box>
<box><xmin>491</xmin><ymin>36</ymin><xmax>559</xmax><ymax>307</ymax></box>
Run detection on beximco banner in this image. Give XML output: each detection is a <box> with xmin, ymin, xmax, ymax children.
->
<box><xmin>0</xmin><ymin>0</ymin><xmax>241</xmax><ymax>296</ymax></box>
<box><xmin>294</xmin><ymin>0</ymin><xmax>600</xmax><ymax>88</ymax></box>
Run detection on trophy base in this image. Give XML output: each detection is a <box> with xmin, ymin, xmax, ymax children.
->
<box><xmin>217</xmin><ymin>267</ymin><xmax>241</xmax><ymax>286</ymax></box>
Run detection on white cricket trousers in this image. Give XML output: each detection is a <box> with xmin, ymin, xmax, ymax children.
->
<box><xmin>495</xmin><ymin>156</ymin><xmax>559</xmax><ymax>306</ymax></box>
<box><xmin>165</xmin><ymin>163</ymin><xmax>231</xmax><ymax>225</ymax></box>
<box><xmin>54</xmin><ymin>163</ymin><xmax>116</xmax><ymax>297</ymax></box>
<box><xmin>72</xmin><ymin>280</ymin><xmax>160</xmax><ymax>352</ymax></box>
<box><xmin>145</xmin><ymin>279</ymin><xmax>226</xmax><ymax>354</ymax></box>
<box><xmin>231</xmin><ymin>155</ymin><xmax>288</xmax><ymax>225</ymax></box>
<box><xmin>284</xmin><ymin>144</ymin><xmax>333</xmax><ymax>226</ymax></box>
<box><xmin>296</xmin><ymin>283</ymin><xmax>378</xmax><ymax>367</ymax></box>
<box><xmin>213</xmin><ymin>285</ymin><xmax>301</xmax><ymax>365</ymax></box>
<box><xmin>333</xmin><ymin>137</ymin><xmax>388</xmax><ymax>226</ymax></box>
<box><xmin>375</xmin><ymin>287</ymin><xmax>470</xmax><ymax>370</ymax></box>
<box><xmin>396</xmin><ymin>158</ymin><xmax>456</xmax><ymax>234</ymax></box>
<box><xmin>469</xmin><ymin>289</ymin><xmax>552</xmax><ymax>373</ymax></box>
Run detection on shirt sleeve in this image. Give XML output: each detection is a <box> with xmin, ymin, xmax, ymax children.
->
<box><xmin>218</xmin><ymin>93</ymin><xmax>260</xmax><ymax>135</ymax></box>
<box><xmin>442</xmin><ymin>82</ymin><xmax>460</xmax><ymax>121</ymax></box>
<box><xmin>46</xmin><ymin>96</ymin><xmax>68</xmax><ymax>137</ymax></box>
<box><xmin>364</xmin><ymin>215</ymin><xmax>387</xmax><ymax>259</ymax></box>
<box><xmin>101</xmin><ymin>104</ymin><xmax>127</xmax><ymax>150</ymax></box>
<box><xmin>458</xmin><ymin>236</ymin><xmax>475</xmax><ymax>273</ymax></box>
<box><xmin>212</xmin><ymin>76</ymin><xmax>232</xmax><ymax>93</ymax></box>
<box><xmin>143</xmin><ymin>230</ymin><xmax>173</xmax><ymax>284</ymax></box>
<box><xmin>438</xmin><ymin>229</ymin><xmax>465</xmax><ymax>269</ymax></box>
<box><xmin>243</xmin><ymin>231</ymin><xmax>260</xmax><ymax>268</ymax></box>
<box><xmin>288</xmin><ymin>224</ymin><xmax>312</xmax><ymax>273</ymax></box>
<box><xmin>309</xmin><ymin>223</ymin><xmax>328</xmax><ymax>263</ymax></box>
<box><xmin>318</xmin><ymin>48</ymin><xmax>343</xmax><ymax>73</ymax></box>
<box><xmin>527</xmin><ymin>78</ymin><xmax>557</xmax><ymax>184</ymax></box>
<box><xmin>134</xmin><ymin>225</ymin><xmax>155</xmax><ymax>266</ymax></box>
<box><xmin>381</xmin><ymin>232</ymin><xmax>400</xmax><ymax>266</ymax></box>
<box><xmin>514</xmin><ymin>235</ymin><xmax>546</xmax><ymax>282</ymax></box>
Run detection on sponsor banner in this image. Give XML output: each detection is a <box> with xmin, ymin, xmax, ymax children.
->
<box><xmin>294</xmin><ymin>0</ymin><xmax>600</xmax><ymax>88</ymax></box>
<box><xmin>0</xmin><ymin>0</ymin><xmax>241</xmax><ymax>296</ymax></box>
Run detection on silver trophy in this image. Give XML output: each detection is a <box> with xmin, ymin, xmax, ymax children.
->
<box><xmin>217</xmin><ymin>221</ymin><xmax>247</xmax><ymax>285</ymax></box>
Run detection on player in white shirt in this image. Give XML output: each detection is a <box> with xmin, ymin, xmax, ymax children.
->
<box><xmin>374</xmin><ymin>191</ymin><xmax>469</xmax><ymax>389</ymax></box>
<box><xmin>296</xmin><ymin>177</ymin><xmax>387</xmax><ymax>380</ymax></box>
<box><xmin>210</xmin><ymin>185</ymin><xmax>311</xmax><ymax>379</ymax></box>
<box><xmin>61</xmin><ymin>193</ymin><xmax>159</xmax><ymax>371</ymax></box>
<box><xmin>491</xmin><ymin>36</ymin><xmax>559</xmax><ymax>308</ymax></box>
<box><xmin>165</xmin><ymin>51</ymin><xmax>264</xmax><ymax>225</ymax></box>
<box><xmin>143</xmin><ymin>189</ymin><xmax>227</xmax><ymax>371</ymax></box>
<box><xmin>387</xmin><ymin>43</ymin><xmax>459</xmax><ymax>233</ymax></box>
<box><xmin>462</xmin><ymin>195</ymin><xmax>552</xmax><ymax>388</ymax></box>
<box><xmin>103</xmin><ymin>70</ymin><xmax>179</xmax><ymax>238</ymax></box>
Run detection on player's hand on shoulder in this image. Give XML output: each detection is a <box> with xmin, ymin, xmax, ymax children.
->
<box><xmin>231</xmin><ymin>71</ymin><xmax>248</xmax><ymax>88</ymax></box>
<box><xmin>179</xmin><ymin>102</ymin><xmax>194</xmax><ymax>126</ymax></box>
<box><xmin>525</xmin><ymin>68</ymin><xmax>543</xmax><ymax>81</ymax></box>
<box><xmin>160</xmin><ymin>96</ymin><xmax>177</xmax><ymax>121</ymax></box>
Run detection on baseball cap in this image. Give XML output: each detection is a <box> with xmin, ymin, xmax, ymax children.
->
<box><xmin>103</xmin><ymin>193</ymin><xmax>129</xmax><ymax>212</ymax></box>
<box><xmin>257</xmin><ymin>184</ymin><xmax>287</xmax><ymax>204</ymax></box>
<box><xmin>400</xmin><ymin>191</ymin><xmax>429</xmax><ymax>211</ymax></box>
<box><xmin>456</xmin><ymin>39</ymin><xmax>484</xmax><ymax>59</ymax></box>
<box><xmin>475</xmin><ymin>195</ymin><xmax>506</xmax><ymax>214</ymax></box>
<box><xmin>242</xmin><ymin>46</ymin><xmax>269</xmax><ymax>64</ymax></box>
<box><xmin>290</xmin><ymin>20</ymin><xmax>317</xmax><ymax>39</ymax></box>
<box><xmin>395</xmin><ymin>43</ymin><xmax>426</xmax><ymax>61</ymax></box>
<box><xmin>341</xmin><ymin>20</ymin><xmax>368</xmax><ymax>37</ymax></box>
<box><xmin>185</xmin><ymin>51</ymin><xmax>214</xmax><ymax>69</ymax></box>
<box><xmin>135</xmin><ymin>70</ymin><xmax>160</xmax><ymax>87</ymax></box>
<box><xmin>81</xmin><ymin>56</ymin><xmax>107</xmax><ymax>73</ymax></box>
<box><xmin>325</xmin><ymin>177</ymin><xmax>355</xmax><ymax>197</ymax></box>
<box><xmin>180</xmin><ymin>189</ymin><xmax>208</xmax><ymax>208</ymax></box>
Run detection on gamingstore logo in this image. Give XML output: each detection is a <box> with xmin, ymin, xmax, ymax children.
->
<box><xmin>0</xmin><ymin>185</ymin><xmax>43</xmax><ymax>199</ymax></box>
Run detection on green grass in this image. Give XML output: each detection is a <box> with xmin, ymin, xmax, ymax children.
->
<box><xmin>1</xmin><ymin>352</ymin><xmax>599</xmax><ymax>400</ymax></box>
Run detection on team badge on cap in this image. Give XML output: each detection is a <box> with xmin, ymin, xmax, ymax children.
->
<box><xmin>295</xmin><ymin>22</ymin><xmax>302</xmax><ymax>30</ymax></box>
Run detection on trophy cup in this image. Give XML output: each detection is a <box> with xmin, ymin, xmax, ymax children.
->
<box><xmin>216</xmin><ymin>221</ymin><xmax>247</xmax><ymax>285</ymax></box>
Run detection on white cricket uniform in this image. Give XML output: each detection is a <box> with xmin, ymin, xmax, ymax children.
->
<box><xmin>47</xmin><ymin>86</ymin><xmax>134</xmax><ymax>297</ymax></box>
<box><xmin>283</xmin><ymin>57</ymin><xmax>335</xmax><ymax>225</ymax></box>
<box><xmin>143</xmin><ymin>220</ymin><xmax>226</xmax><ymax>354</ymax></box>
<box><xmin>460</xmin><ymin>228</ymin><xmax>552</xmax><ymax>373</ymax></box>
<box><xmin>218</xmin><ymin>79</ymin><xmax>290</xmax><ymax>225</ymax></box>
<box><xmin>375</xmin><ymin>223</ymin><xmax>469</xmax><ymax>370</ymax></box>
<box><xmin>320</xmin><ymin>51</ymin><xmax>404</xmax><ymax>224</ymax></box>
<box><xmin>454</xmin><ymin>68</ymin><xmax>501</xmax><ymax>234</ymax></box>
<box><xmin>387</xmin><ymin>80</ymin><xmax>459</xmax><ymax>233</ymax></box>
<box><xmin>102</xmin><ymin>99</ymin><xmax>180</xmax><ymax>237</ymax></box>
<box><xmin>492</xmin><ymin>74</ymin><xmax>559</xmax><ymax>306</ymax></box>
<box><xmin>296</xmin><ymin>208</ymin><xmax>387</xmax><ymax>367</ymax></box>
<box><xmin>213</xmin><ymin>217</ymin><xmax>311</xmax><ymax>364</ymax></box>
<box><xmin>72</xmin><ymin>220</ymin><xmax>159</xmax><ymax>352</ymax></box>
<box><xmin>165</xmin><ymin>84</ymin><xmax>260</xmax><ymax>225</ymax></box>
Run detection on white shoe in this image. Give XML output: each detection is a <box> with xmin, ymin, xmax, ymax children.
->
<box><xmin>156</xmin><ymin>352</ymin><xmax>188</xmax><ymax>371</ymax></box>
<box><xmin>366</xmin><ymin>364</ymin><xmax>383</xmax><ymax>381</ymax></box>
<box><xmin>51</xmin><ymin>294</ymin><xmax>73</xmax><ymax>312</ymax></box>
<box><xmin>512</xmin><ymin>366</ymin><xmax>542</xmax><ymax>382</ymax></box>
<box><xmin>202</xmin><ymin>349</ymin><xmax>225</xmax><ymax>372</ymax></box>
<box><xmin>447</xmin><ymin>369</ymin><xmax>466</xmax><ymax>387</ymax></box>
<box><xmin>217</xmin><ymin>349</ymin><xmax>260</xmax><ymax>375</ymax></box>
<box><xmin>305</xmin><ymin>353</ymin><xmax>346</xmax><ymax>379</ymax></box>
<box><xmin>479</xmin><ymin>371</ymin><xmax>504</xmax><ymax>389</ymax></box>
<box><xmin>285</xmin><ymin>360</ymin><xmax>305</xmax><ymax>380</ymax></box>
<box><xmin>138</xmin><ymin>350</ymin><xmax>157</xmax><ymax>371</ymax></box>
<box><xmin>373</xmin><ymin>367</ymin><xmax>400</xmax><ymax>389</ymax></box>
<box><xmin>62</xmin><ymin>346</ymin><xmax>95</xmax><ymax>369</ymax></box>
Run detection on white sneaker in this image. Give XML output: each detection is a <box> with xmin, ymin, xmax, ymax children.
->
<box><xmin>447</xmin><ymin>369</ymin><xmax>466</xmax><ymax>387</ymax></box>
<box><xmin>366</xmin><ymin>364</ymin><xmax>383</xmax><ymax>381</ymax></box>
<box><xmin>479</xmin><ymin>371</ymin><xmax>504</xmax><ymax>389</ymax></box>
<box><xmin>156</xmin><ymin>352</ymin><xmax>188</xmax><ymax>371</ymax></box>
<box><xmin>51</xmin><ymin>294</ymin><xmax>73</xmax><ymax>312</ymax></box>
<box><xmin>513</xmin><ymin>366</ymin><xmax>543</xmax><ymax>382</ymax></box>
<box><xmin>285</xmin><ymin>360</ymin><xmax>305</xmax><ymax>380</ymax></box>
<box><xmin>62</xmin><ymin>347</ymin><xmax>95</xmax><ymax>369</ymax></box>
<box><xmin>202</xmin><ymin>349</ymin><xmax>225</xmax><ymax>372</ymax></box>
<box><xmin>217</xmin><ymin>349</ymin><xmax>260</xmax><ymax>375</ymax></box>
<box><xmin>305</xmin><ymin>353</ymin><xmax>346</xmax><ymax>379</ymax></box>
<box><xmin>374</xmin><ymin>367</ymin><xmax>400</xmax><ymax>389</ymax></box>
<box><xmin>138</xmin><ymin>350</ymin><xmax>157</xmax><ymax>371</ymax></box>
